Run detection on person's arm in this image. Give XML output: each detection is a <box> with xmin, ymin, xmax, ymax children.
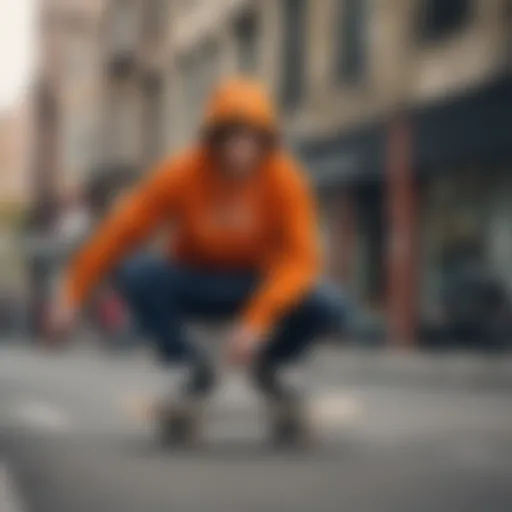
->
<box><xmin>242</xmin><ymin>158</ymin><xmax>320</xmax><ymax>337</ymax></box>
<box><xmin>64</xmin><ymin>156</ymin><xmax>189</xmax><ymax>309</ymax></box>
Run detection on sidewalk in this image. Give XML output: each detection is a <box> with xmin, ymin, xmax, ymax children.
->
<box><xmin>312</xmin><ymin>345</ymin><xmax>512</xmax><ymax>390</ymax></box>
<box><xmin>6</xmin><ymin>336</ymin><xmax>512</xmax><ymax>390</ymax></box>
<box><xmin>118</xmin><ymin>341</ymin><xmax>512</xmax><ymax>391</ymax></box>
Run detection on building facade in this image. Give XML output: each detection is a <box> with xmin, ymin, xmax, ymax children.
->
<box><xmin>92</xmin><ymin>0</ymin><xmax>171</xmax><ymax>213</ymax></box>
<box><xmin>288</xmin><ymin>0</ymin><xmax>512</xmax><ymax>344</ymax></box>
<box><xmin>163</xmin><ymin>0</ymin><xmax>512</xmax><ymax>345</ymax></box>
<box><xmin>29</xmin><ymin>0</ymin><xmax>107</xmax><ymax>334</ymax></box>
<box><xmin>35</xmin><ymin>0</ymin><xmax>107</xmax><ymax>199</ymax></box>
<box><xmin>0</xmin><ymin>104</ymin><xmax>32</xmax><ymax>290</ymax></box>
<box><xmin>0</xmin><ymin>102</ymin><xmax>31</xmax><ymax>210</ymax></box>
<box><xmin>58</xmin><ymin>1</ymin><xmax>106</xmax><ymax>195</ymax></box>
<box><xmin>165</xmin><ymin>0</ymin><xmax>268</xmax><ymax>149</ymax></box>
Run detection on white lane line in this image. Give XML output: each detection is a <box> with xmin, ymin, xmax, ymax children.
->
<box><xmin>0</xmin><ymin>463</ymin><xmax>25</xmax><ymax>512</ymax></box>
<box><xmin>11</xmin><ymin>402</ymin><xmax>71</xmax><ymax>433</ymax></box>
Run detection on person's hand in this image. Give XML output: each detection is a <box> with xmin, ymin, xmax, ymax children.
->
<box><xmin>45</xmin><ymin>294</ymin><xmax>78</xmax><ymax>348</ymax></box>
<box><xmin>226</xmin><ymin>325</ymin><xmax>262</xmax><ymax>366</ymax></box>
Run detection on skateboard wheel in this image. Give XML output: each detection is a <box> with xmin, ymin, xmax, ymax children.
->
<box><xmin>157</xmin><ymin>400</ymin><xmax>203</xmax><ymax>447</ymax></box>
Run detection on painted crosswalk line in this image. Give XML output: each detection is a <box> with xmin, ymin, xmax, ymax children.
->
<box><xmin>11</xmin><ymin>402</ymin><xmax>71</xmax><ymax>433</ymax></box>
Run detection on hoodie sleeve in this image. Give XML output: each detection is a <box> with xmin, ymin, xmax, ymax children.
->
<box><xmin>242</xmin><ymin>157</ymin><xmax>321</xmax><ymax>336</ymax></box>
<box><xmin>64</xmin><ymin>156</ymin><xmax>189</xmax><ymax>308</ymax></box>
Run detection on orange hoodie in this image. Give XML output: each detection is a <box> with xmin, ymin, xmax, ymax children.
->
<box><xmin>65</xmin><ymin>78</ymin><xmax>320</xmax><ymax>335</ymax></box>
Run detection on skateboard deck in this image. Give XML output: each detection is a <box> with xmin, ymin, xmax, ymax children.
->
<box><xmin>122</xmin><ymin>391</ymin><xmax>362</xmax><ymax>446</ymax></box>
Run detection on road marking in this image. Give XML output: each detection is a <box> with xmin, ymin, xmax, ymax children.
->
<box><xmin>310</xmin><ymin>393</ymin><xmax>363</xmax><ymax>429</ymax></box>
<box><xmin>11</xmin><ymin>402</ymin><xmax>71</xmax><ymax>433</ymax></box>
<box><xmin>0</xmin><ymin>463</ymin><xmax>25</xmax><ymax>512</ymax></box>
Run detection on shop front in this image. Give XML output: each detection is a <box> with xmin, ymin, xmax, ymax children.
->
<box><xmin>415</xmin><ymin>76</ymin><xmax>512</xmax><ymax>335</ymax></box>
<box><xmin>300</xmin><ymin>75</ymin><xmax>512</xmax><ymax>346</ymax></box>
<box><xmin>299</xmin><ymin>122</ymin><xmax>389</xmax><ymax>341</ymax></box>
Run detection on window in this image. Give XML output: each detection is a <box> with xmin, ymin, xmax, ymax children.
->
<box><xmin>143</xmin><ymin>76</ymin><xmax>164</xmax><ymax>162</ymax></box>
<box><xmin>199</xmin><ymin>40</ymin><xmax>220</xmax><ymax>97</ymax></box>
<box><xmin>65</xmin><ymin>110</ymin><xmax>96</xmax><ymax>175</ymax></box>
<box><xmin>335</xmin><ymin>0</ymin><xmax>367</xmax><ymax>85</ymax></box>
<box><xmin>180</xmin><ymin>53</ymin><xmax>200</xmax><ymax>135</ymax></box>
<box><xmin>108</xmin><ymin>91</ymin><xmax>137</xmax><ymax>161</ymax></box>
<box><xmin>109</xmin><ymin>1</ymin><xmax>139</xmax><ymax>52</ymax></box>
<box><xmin>65</xmin><ymin>39</ymin><xmax>94</xmax><ymax>80</ymax></box>
<box><xmin>281</xmin><ymin>0</ymin><xmax>306</xmax><ymax>110</ymax></box>
<box><xmin>143</xmin><ymin>0</ymin><xmax>169</xmax><ymax>40</ymax></box>
<box><xmin>420</xmin><ymin>0</ymin><xmax>471</xmax><ymax>40</ymax></box>
<box><xmin>43</xmin><ymin>9</ymin><xmax>88</xmax><ymax>33</ymax></box>
<box><xmin>176</xmin><ymin>0</ymin><xmax>197</xmax><ymax>13</ymax></box>
<box><xmin>234</xmin><ymin>11</ymin><xmax>259</xmax><ymax>74</ymax></box>
<box><xmin>178</xmin><ymin>39</ymin><xmax>221</xmax><ymax>140</ymax></box>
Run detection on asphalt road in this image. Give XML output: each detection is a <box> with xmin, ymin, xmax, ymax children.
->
<box><xmin>0</xmin><ymin>344</ymin><xmax>512</xmax><ymax>512</ymax></box>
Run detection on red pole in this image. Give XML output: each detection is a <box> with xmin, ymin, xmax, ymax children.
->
<box><xmin>329</xmin><ymin>188</ymin><xmax>355</xmax><ymax>286</ymax></box>
<box><xmin>385</xmin><ymin>115</ymin><xmax>418</xmax><ymax>347</ymax></box>
<box><xmin>337</xmin><ymin>188</ymin><xmax>355</xmax><ymax>285</ymax></box>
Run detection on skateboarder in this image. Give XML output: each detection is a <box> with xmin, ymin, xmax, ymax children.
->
<box><xmin>49</xmin><ymin>77</ymin><xmax>347</xmax><ymax>444</ymax></box>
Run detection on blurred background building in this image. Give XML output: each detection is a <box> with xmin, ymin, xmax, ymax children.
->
<box><xmin>91</xmin><ymin>0</ymin><xmax>171</xmax><ymax>213</ymax></box>
<box><xmin>0</xmin><ymin>100</ymin><xmax>31</xmax><ymax>300</ymax></box>
<box><xmin>20</xmin><ymin>0</ymin><xmax>512</xmax><ymax>345</ymax></box>
<box><xmin>0</xmin><ymin>103</ymin><xmax>30</xmax><ymax>208</ymax></box>
<box><xmin>25</xmin><ymin>0</ymin><xmax>107</xmax><ymax>334</ymax></box>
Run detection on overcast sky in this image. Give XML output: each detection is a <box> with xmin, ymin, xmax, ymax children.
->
<box><xmin>0</xmin><ymin>0</ymin><xmax>35</xmax><ymax>110</ymax></box>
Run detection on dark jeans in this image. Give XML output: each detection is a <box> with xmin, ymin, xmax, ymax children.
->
<box><xmin>114</xmin><ymin>256</ymin><xmax>347</xmax><ymax>368</ymax></box>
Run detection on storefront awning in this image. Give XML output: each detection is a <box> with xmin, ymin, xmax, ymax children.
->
<box><xmin>296</xmin><ymin>75</ymin><xmax>512</xmax><ymax>186</ymax></box>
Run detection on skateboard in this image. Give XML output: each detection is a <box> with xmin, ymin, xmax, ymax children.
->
<box><xmin>123</xmin><ymin>391</ymin><xmax>361</xmax><ymax>448</ymax></box>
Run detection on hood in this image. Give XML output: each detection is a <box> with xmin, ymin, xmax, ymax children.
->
<box><xmin>203</xmin><ymin>77</ymin><xmax>278</xmax><ymax>135</ymax></box>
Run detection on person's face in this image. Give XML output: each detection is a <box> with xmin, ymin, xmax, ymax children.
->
<box><xmin>217</xmin><ymin>127</ymin><xmax>267</xmax><ymax>178</ymax></box>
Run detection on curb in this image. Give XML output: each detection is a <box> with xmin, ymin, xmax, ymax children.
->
<box><xmin>313</xmin><ymin>349</ymin><xmax>512</xmax><ymax>390</ymax></box>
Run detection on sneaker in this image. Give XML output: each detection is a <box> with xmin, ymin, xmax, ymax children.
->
<box><xmin>154</xmin><ymin>360</ymin><xmax>215</xmax><ymax>446</ymax></box>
